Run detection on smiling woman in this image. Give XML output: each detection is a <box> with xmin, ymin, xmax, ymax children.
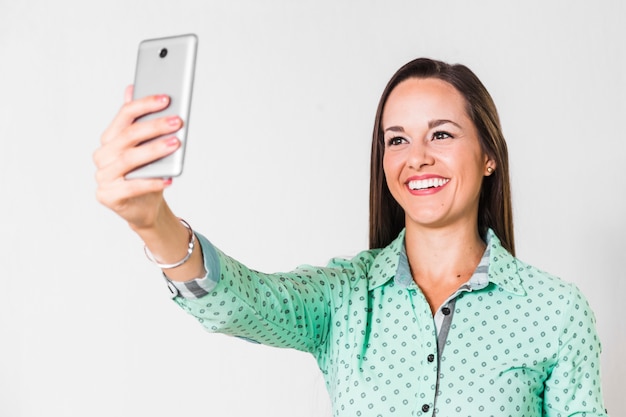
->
<box><xmin>94</xmin><ymin>57</ymin><xmax>608</xmax><ymax>416</ymax></box>
<box><xmin>382</xmin><ymin>78</ymin><xmax>491</xmax><ymax>237</ymax></box>
<box><xmin>370</xmin><ymin>59</ymin><xmax>513</xmax><ymax>255</ymax></box>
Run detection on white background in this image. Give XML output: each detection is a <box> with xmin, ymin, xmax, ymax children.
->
<box><xmin>1</xmin><ymin>1</ymin><xmax>624</xmax><ymax>416</ymax></box>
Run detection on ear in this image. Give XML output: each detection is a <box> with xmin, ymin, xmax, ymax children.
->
<box><xmin>484</xmin><ymin>157</ymin><xmax>497</xmax><ymax>176</ymax></box>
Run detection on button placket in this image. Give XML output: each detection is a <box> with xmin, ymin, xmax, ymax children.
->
<box><xmin>406</xmin><ymin>285</ymin><xmax>438</xmax><ymax>416</ymax></box>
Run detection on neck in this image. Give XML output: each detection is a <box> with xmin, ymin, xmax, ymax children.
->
<box><xmin>404</xmin><ymin>222</ymin><xmax>486</xmax><ymax>286</ymax></box>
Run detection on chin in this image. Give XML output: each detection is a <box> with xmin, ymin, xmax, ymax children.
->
<box><xmin>405</xmin><ymin>214</ymin><xmax>449</xmax><ymax>229</ymax></box>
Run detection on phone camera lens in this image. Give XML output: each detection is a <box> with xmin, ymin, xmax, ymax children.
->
<box><xmin>159</xmin><ymin>48</ymin><xmax>168</xmax><ymax>58</ymax></box>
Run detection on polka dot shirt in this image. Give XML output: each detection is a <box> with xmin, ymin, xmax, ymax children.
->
<box><xmin>169</xmin><ymin>230</ymin><xmax>608</xmax><ymax>416</ymax></box>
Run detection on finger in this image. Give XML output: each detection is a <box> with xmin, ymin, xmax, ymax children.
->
<box><xmin>124</xmin><ymin>85</ymin><xmax>134</xmax><ymax>103</ymax></box>
<box><xmin>95</xmin><ymin>116</ymin><xmax>181</xmax><ymax>173</ymax></box>
<box><xmin>99</xmin><ymin>113</ymin><xmax>182</xmax><ymax>166</ymax></box>
<box><xmin>95</xmin><ymin>136</ymin><xmax>180</xmax><ymax>181</ymax></box>
<box><xmin>120</xmin><ymin>114</ymin><xmax>183</xmax><ymax>149</ymax></box>
<box><xmin>95</xmin><ymin>117</ymin><xmax>182</xmax><ymax>170</ymax></box>
<box><xmin>101</xmin><ymin>94</ymin><xmax>170</xmax><ymax>145</ymax></box>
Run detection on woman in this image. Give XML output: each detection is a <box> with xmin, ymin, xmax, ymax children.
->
<box><xmin>94</xmin><ymin>58</ymin><xmax>607</xmax><ymax>416</ymax></box>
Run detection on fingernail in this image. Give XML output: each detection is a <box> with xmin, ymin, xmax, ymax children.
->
<box><xmin>166</xmin><ymin>137</ymin><xmax>179</xmax><ymax>147</ymax></box>
<box><xmin>156</xmin><ymin>95</ymin><xmax>169</xmax><ymax>103</ymax></box>
<box><xmin>163</xmin><ymin>178</ymin><xmax>173</xmax><ymax>186</ymax></box>
<box><xmin>167</xmin><ymin>116</ymin><xmax>181</xmax><ymax>126</ymax></box>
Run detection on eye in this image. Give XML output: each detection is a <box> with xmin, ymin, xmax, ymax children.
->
<box><xmin>432</xmin><ymin>131</ymin><xmax>453</xmax><ymax>140</ymax></box>
<box><xmin>386</xmin><ymin>136</ymin><xmax>407</xmax><ymax>147</ymax></box>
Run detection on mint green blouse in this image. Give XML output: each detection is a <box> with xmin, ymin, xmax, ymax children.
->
<box><xmin>169</xmin><ymin>230</ymin><xmax>607</xmax><ymax>416</ymax></box>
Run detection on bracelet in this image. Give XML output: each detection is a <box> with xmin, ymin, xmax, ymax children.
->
<box><xmin>144</xmin><ymin>218</ymin><xmax>196</xmax><ymax>269</ymax></box>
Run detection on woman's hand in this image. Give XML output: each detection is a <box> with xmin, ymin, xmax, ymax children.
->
<box><xmin>93</xmin><ymin>86</ymin><xmax>182</xmax><ymax>230</ymax></box>
<box><xmin>94</xmin><ymin>87</ymin><xmax>206</xmax><ymax>281</ymax></box>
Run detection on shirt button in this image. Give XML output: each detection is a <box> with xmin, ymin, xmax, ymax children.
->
<box><xmin>427</xmin><ymin>354</ymin><xmax>435</xmax><ymax>363</ymax></box>
<box><xmin>422</xmin><ymin>404</ymin><xmax>430</xmax><ymax>412</ymax></box>
<box><xmin>442</xmin><ymin>307</ymin><xmax>451</xmax><ymax>315</ymax></box>
<box><xmin>166</xmin><ymin>280</ymin><xmax>180</xmax><ymax>299</ymax></box>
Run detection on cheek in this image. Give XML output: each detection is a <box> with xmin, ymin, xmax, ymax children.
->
<box><xmin>382</xmin><ymin>154</ymin><xmax>398</xmax><ymax>190</ymax></box>
<box><xmin>382</xmin><ymin>151</ymin><xmax>401</xmax><ymax>178</ymax></box>
<box><xmin>382</xmin><ymin>154</ymin><xmax>390</xmax><ymax>176</ymax></box>
<box><xmin>381</xmin><ymin>154</ymin><xmax>393</xmax><ymax>186</ymax></box>
<box><xmin>382</xmin><ymin>152</ymin><xmax>391</xmax><ymax>177</ymax></box>
<box><xmin>382</xmin><ymin>154</ymin><xmax>405</xmax><ymax>203</ymax></box>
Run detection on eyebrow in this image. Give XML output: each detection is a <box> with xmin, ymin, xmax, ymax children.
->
<box><xmin>429</xmin><ymin>119</ymin><xmax>462</xmax><ymax>129</ymax></box>
<box><xmin>384</xmin><ymin>126</ymin><xmax>406</xmax><ymax>133</ymax></box>
<box><xmin>383</xmin><ymin>119</ymin><xmax>462</xmax><ymax>134</ymax></box>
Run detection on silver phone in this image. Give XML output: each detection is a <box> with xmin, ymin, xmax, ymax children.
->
<box><xmin>125</xmin><ymin>34</ymin><xmax>198</xmax><ymax>179</ymax></box>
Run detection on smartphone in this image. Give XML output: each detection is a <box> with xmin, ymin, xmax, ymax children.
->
<box><xmin>125</xmin><ymin>34</ymin><xmax>198</xmax><ymax>179</ymax></box>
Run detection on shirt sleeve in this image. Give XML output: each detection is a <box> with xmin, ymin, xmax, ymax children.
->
<box><xmin>169</xmin><ymin>233</ymin><xmax>375</xmax><ymax>354</ymax></box>
<box><xmin>543</xmin><ymin>284</ymin><xmax>608</xmax><ymax>416</ymax></box>
<box><xmin>164</xmin><ymin>233</ymin><xmax>222</xmax><ymax>299</ymax></box>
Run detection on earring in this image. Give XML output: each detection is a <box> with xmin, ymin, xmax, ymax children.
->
<box><xmin>486</xmin><ymin>166</ymin><xmax>494</xmax><ymax>174</ymax></box>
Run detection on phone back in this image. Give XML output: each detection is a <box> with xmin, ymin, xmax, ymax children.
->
<box><xmin>126</xmin><ymin>34</ymin><xmax>197</xmax><ymax>179</ymax></box>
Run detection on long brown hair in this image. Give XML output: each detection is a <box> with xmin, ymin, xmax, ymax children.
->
<box><xmin>369</xmin><ymin>58</ymin><xmax>515</xmax><ymax>255</ymax></box>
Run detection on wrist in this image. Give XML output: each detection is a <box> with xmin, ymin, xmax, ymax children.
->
<box><xmin>144</xmin><ymin>218</ymin><xmax>195</xmax><ymax>269</ymax></box>
<box><xmin>132</xmin><ymin>207</ymin><xmax>188</xmax><ymax>263</ymax></box>
<box><xmin>127</xmin><ymin>200</ymin><xmax>172</xmax><ymax>235</ymax></box>
<box><xmin>129</xmin><ymin>206</ymin><xmax>206</xmax><ymax>281</ymax></box>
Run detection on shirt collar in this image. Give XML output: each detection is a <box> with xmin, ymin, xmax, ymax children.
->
<box><xmin>367</xmin><ymin>229</ymin><xmax>406</xmax><ymax>290</ymax></box>
<box><xmin>368</xmin><ymin>229</ymin><xmax>526</xmax><ymax>296</ymax></box>
<box><xmin>483</xmin><ymin>229</ymin><xmax>526</xmax><ymax>296</ymax></box>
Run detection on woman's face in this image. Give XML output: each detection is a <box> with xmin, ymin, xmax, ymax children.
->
<box><xmin>382</xmin><ymin>77</ymin><xmax>494</xmax><ymax>231</ymax></box>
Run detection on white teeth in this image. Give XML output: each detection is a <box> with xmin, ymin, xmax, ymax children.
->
<box><xmin>408</xmin><ymin>178</ymin><xmax>449</xmax><ymax>190</ymax></box>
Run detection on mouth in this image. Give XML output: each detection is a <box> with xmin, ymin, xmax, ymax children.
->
<box><xmin>407</xmin><ymin>178</ymin><xmax>450</xmax><ymax>191</ymax></box>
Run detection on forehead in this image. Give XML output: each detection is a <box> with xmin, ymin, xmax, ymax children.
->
<box><xmin>382</xmin><ymin>77</ymin><xmax>470</xmax><ymax>127</ymax></box>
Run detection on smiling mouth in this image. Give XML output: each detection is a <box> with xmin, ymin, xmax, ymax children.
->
<box><xmin>407</xmin><ymin>178</ymin><xmax>450</xmax><ymax>191</ymax></box>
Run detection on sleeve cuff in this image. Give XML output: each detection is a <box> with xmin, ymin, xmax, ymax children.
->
<box><xmin>164</xmin><ymin>232</ymin><xmax>221</xmax><ymax>299</ymax></box>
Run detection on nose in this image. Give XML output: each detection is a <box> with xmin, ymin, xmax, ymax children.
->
<box><xmin>407</xmin><ymin>140</ymin><xmax>434</xmax><ymax>170</ymax></box>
